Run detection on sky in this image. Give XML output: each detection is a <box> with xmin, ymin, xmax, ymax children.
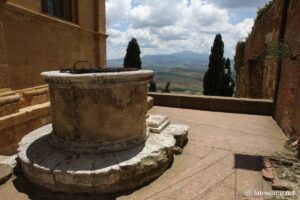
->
<box><xmin>106</xmin><ymin>0</ymin><xmax>270</xmax><ymax>59</ymax></box>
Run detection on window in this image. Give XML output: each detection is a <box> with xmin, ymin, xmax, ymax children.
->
<box><xmin>41</xmin><ymin>0</ymin><xmax>78</xmax><ymax>23</ymax></box>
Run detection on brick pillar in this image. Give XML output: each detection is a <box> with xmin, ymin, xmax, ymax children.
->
<box><xmin>0</xmin><ymin>21</ymin><xmax>9</xmax><ymax>89</ymax></box>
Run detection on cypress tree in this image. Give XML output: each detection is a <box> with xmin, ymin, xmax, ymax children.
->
<box><xmin>123</xmin><ymin>38</ymin><xmax>142</xmax><ymax>69</ymax></box>
<box><xmin>203</xmin><ymin>34</ymin><xmax>225</xmax><ymax>96</ymax></box>
<box><xmin>225</xmin><ymin>58</ymin><xmax>231</xmax><ymax>76</ymax></box>
<box><xmin>149</xmin><ymin>80</ymin><xmax>157</xmax><ymax>92</ymax></box>
<box><xmin>222</xmin><ymin>58</ymin><xmax>235</xmax><ymax>96</ymax></box>
<box><xmin>163</xmin><ymin>82</ymin><xmax>170</xmax><ymax>93</ymax></box>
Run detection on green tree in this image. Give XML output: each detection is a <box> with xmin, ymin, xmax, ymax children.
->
<box><xmin>163</xmin><ymin>82</ymin><xmax>170</xmax><ymax>93</ymax></box>
<box><xmin>123</xmin><ymin>38</ymin><xmax>142</xmax><ymax>69</ymax></box>
<box><xmin>203</xmin><ymin>34</ymin><xmax>225</xmax><ymax>96</ymax></box>
<box><xmin>225</xmin><ymin>58</ymin><xmax>231</xmax><ymax>76</ymax></box>
<box><xmin>222</xmin><ymin>58</ymin><xmax>235</xmax><ymax>96</ymax></box>
<box><xmin>149</xmin><ymin>80</ymin><xmax>157</xmax><ymax>92</ymax></box>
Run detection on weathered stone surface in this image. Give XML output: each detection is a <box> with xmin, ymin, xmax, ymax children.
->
<box><xmin>18</xmin><ymin>85</ymin><xmax>49</xmax><ymax>108</ymax></box>
<box><xmin>234</xmin><ymin>0</ymin><xmax>300</xmax><ymax>139</ymax></box>
<box><xmin>147</xmin><ymin>115</ymin><xmax>168</xmax><ymax>128</ymax></box>
<box><xmin>0</xmin><ymin>88</ymin><xmax>20</xmax><ymax>117</ymax></box>
<box><xmin>272</xmin><ymin>179</ymin><xmax>294</xmax><ymax>191</ymax></box>
<box><xmin>263</xmin><ymin>157</ymin><xmax>272</xmax><ymax>168</ymax></box>
<box><xmin>148</xmin><ymin>93</ymin><xmax>274</xmax><ymax>115</ymax></box>
<box><xmin>234</xmin><ymin>0</ymin><xmax>279</xmax><ymax>100</ymax></box>
<box><xmin>18</xmin><ymin>122</ymin><xmax>188</xmax><ymax>194</ymax></box>
<box><xmin>262</xmin><ymin>168</ymin><xmax>274</xmax><ymax>181</ymax></box>
<box><xmin>41</xmin><ymin>70</ymin><xmax>153</xmax><ymax>153</ymax></box>
<box><xmin>147</xmin><ymin>114</ymin><xmax>171</xmax><ymax>134</ymax></box>
<box><xmin>149</xmin><ymin>119</ymin><xmax>170</xmax><ymax>134</ymax></box>
<box><xmin>0</xmin><ymin>154</ymin><xmax>17</xmax><ymax>168</ymax></box>
<box><xmin>161</xmin><ymin>124</ymin><xmax>189</xmax><ymax>148</ymax></box>
<box><xmin>147</xmin><ymin>96</ymin><xmax>154</xmax><ymax>110</ymax></box>
<box><xmin>0</xmin><ymin>164</ymin><xmax>12</xmax><ymax>184</ymax></box>
<box><xmin>0</xmin><ymin>21</ymin><xmax>9</xmax><ymax>89</ymax></box>
<box><xmin>173</xmin><ymin>146</ymin><xmax>183</xmax><ymax>155</ymax></box>
<box><xmin>0</xmin><ymin>102</ymin><xmax>51</xmax><ymax>155</ymax></box>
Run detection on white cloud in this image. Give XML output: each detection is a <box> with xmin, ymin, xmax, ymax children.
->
<box><xmin>106</xmin><ymin>0</ymin><xmax>131</xmax><ymax>26</ymax></box>
<box><xmin>206</xmin><ymin>0</ymin><xmax>270</xmax><ymax>9</ymax></box>
<box><xmin>106</xmin><ymin>0</ymin><xmax>256</xmax><ymax>59</ymax></box>
<box><xmin>129</xmin><ymin>0</ymin><xmax>183</xmax><ymax>28</ymax></box>
<box><xmin>235</xmin><ymin>18</ymin><xmax>254</xmax><ymax>38</ymax></box>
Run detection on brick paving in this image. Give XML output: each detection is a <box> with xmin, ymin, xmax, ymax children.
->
<box><xmin>0</xmin><ymin>106</ymin><xmax>287</xmax><ymax>200</ymax></box>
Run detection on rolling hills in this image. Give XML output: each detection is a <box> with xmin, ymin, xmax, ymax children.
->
<box><xmin>108</xmin><ymin>51</ymin><xmax>212</xmax><ymax>94</ymax></box>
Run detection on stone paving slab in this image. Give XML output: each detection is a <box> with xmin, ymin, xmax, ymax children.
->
<box><xmin>0</xmin><ymin>106</ymin><xmax>288</xmax><ymax>200</ymax></box>
<box><xmin>0</xmin><ymin>164</ymin><xmax>13</xmax><ymax>184</ymax></box>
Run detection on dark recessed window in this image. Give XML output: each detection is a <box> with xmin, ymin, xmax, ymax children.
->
<box><xmin>41</xmin><ymin>0</ymin><xmax>78</xmax><ymax>23</ymax></box>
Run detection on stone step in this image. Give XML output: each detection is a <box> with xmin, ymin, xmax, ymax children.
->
<box><xmin>0</xmin><ymin>88</ymin><xmax>16</xmax><ymax>97</ymax></box>
<box><xmin>150</xmin><ymin>119</ymin><xmax>170</xmax><ymax>133</ymax></box>
<box><xmin>147</xmin><ymin>115</ymin><xmax>168</xmax><ymax>128</ymax></box>
<box><xmin>17</xmin><ymin>124</ymin><xmax>185</xmax><ymax>194</ymax></box>
<box><xmin>147</xmin><ymin>115</ymin><xmax>170</xmax><ymax>133</ymax></box>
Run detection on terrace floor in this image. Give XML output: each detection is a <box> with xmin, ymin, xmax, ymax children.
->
<box><xmin>0</xmin><ymin>106</ymin><xmax>287</xmax><ymax>200</ymax></box>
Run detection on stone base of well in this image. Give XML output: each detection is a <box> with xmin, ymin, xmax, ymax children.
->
<box><xmin>17</xmin><ymin>115</ymin><xmax>189</xmax><ymax>194</ymax></box>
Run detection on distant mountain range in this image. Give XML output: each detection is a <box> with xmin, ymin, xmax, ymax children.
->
<box><xmin>108</xmin><ymin>51</ymin><xmax>209</xmax><ymax>71</ymax></box>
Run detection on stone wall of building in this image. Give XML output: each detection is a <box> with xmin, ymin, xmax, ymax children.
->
<box><xmin>235</xmin><ymin>0</ymin><xmax>280</xmax><ymax>100</ymax></box>
<box><xmin>7</xmin><ymin>0</ymin><xmax>41</xmax><ymax>12</ymax></box>
<box><xmin>235</xmin><ymin>0</ymin><xmax>300</xmax><ymax>138</ymax></box>
<box><xmin>0</xmin><ymin>0</ymin><xmax>107</xmax><ymax>155</ymax></box>
<box><xmin>0</xmin><ymin>22</ymin><xmax>8</xmax><ymax>89</ymax></box>
<box><xmin>0</xmin><ymin>1</ymin><xmax>107</xmax><ymax>90</ymax></box>
<box><xmin>274</xmin><ymin>0</ymin><xmax>300</xmax><ymax>136</ymax></box>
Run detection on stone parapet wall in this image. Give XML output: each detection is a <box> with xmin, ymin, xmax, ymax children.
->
<box><xmin>149</xmin><ymin>93</ymin><xmax>273</xmax><ymax>116</ymax></box>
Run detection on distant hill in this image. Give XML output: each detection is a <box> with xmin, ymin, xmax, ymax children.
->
<box><xmin>107</xmin><ymin>51</ymin><xmax>236</xmax><ymax>94</ymax></box>
<box><xmin>108</xmin><ymin>51</ymin><xmax>209</xmax><ymax>71</ymax></box>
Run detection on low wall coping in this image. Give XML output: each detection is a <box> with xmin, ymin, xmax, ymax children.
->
<box><xmin>148</xmin><ymin>92</ymin><xmax>273</xmax><ymax>115</ymax></box>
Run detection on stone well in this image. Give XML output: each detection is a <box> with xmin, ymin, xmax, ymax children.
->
<box><xmin>18</xmin><ymin>69</ymin><xmax>189</xmax><ymax>194</ymax></box>
<box><xmin>43</xmin><ymin>70</ymin><xmax>152</xmax><ymax>153</ymax></box>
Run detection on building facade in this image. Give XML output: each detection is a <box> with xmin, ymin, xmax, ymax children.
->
<box><xmin>0</xmin><ymin>0</ymin><xmax>107</xmax><ymax>154</ymax></box>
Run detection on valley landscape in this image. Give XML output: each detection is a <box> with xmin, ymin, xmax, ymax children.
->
<box><xmin>108</xmin><ymin>51</ymin><xmax>235</xmax><ymax>94</ymax></box>
<box><xmin>109</xmin><ymin>51</ymin><xmax>211</xmax><ymax>94</ymax></box>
